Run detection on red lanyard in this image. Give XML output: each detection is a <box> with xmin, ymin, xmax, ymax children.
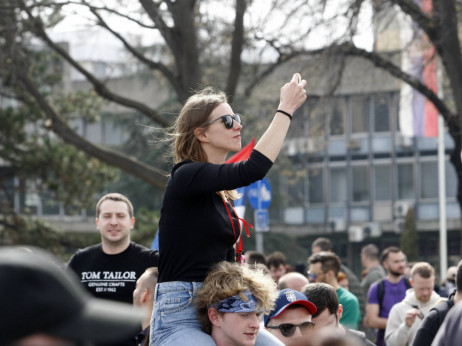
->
<box><xmin>222</xmin><ymin>198</ymin><xmax>253</xmax><ymax>263</ymax></box>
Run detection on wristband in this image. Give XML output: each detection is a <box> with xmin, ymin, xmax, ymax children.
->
<box><xmin>276</xmin><ymin>109</ymin><xmax>293</xmax><ymax>120</ymax></box>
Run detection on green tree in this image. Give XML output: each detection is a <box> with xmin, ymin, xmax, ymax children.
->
<box><xmin>400</xmin><ymin>208</ymin><xmax>419</xmax><ymax>262</ymax></box>
<box><xmin>0</xmin><ymin>44</ymin><xmax>118</xmax><ymax>250</ymax></box>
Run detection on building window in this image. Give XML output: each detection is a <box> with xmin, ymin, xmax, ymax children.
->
<box><xmin>284</xmin><ymin>171</ymin><xmax>306</xmax><ymax>207</ymax></box>
<box><xmin>374</xmin><ymin>164</ymin><xmax>391</xmax><ymax>201</ymax></box>
<box><xmin>420</xmin><ymin>161</ymin><xmax>438</xmax><ymax>199</ymax></box>
<box><xmin>330</xmin><ymin>98</ymin><xmax>345</xmax><ymax>136</ymax></box>
<box><xmin>329</xmin><ymin>166</ymin><xmax>347</xmax><ymax>203</ymax></box>
<box><xmin>352</xmin><ymin>165</ymin><xmax>369</xmax><ymax>202</ymax></box>
<box><xmin>308</xmin><ymin>168</ymin><xmax>324</xmax><ymax>204</ymax></box>
<box><xmin>397</xmin><ymin>163</ymin><xmax>414</xmax><ymax>199</ymax></box>
<box><xmin>350</xmin><ymin>95</ymin><xmax>369</xmax><ymax>134</ymax></box>
<box><xmin>84</xmin><ymin>119</ymin><xmax>103</xmax><ymax>144</ymax></box>
<box><xmin>374</xmin><ymin>94</ymin><xmax>390</xmax><ymax>132</ymax></box>
<box><xmin>309</xmin><ymin>99</ymin><xmax>327</xmax><ymax>138</ymax></box>
<box><xmin>446</xmin><ymin>161</ymin><xmax>457</xmax><ymax>198</ymax></box>
<box><xmin>103</xmin><ymin>116</ymin><xmax>129</xmax><ymax>146</ymax></box>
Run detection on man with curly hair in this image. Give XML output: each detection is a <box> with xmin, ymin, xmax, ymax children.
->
<box><xmin>195</xmin><ymin>261</ymin><xmax>281</xmax><ymax>346</ymax></box>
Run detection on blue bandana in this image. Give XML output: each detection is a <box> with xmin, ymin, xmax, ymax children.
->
<box><xmin>212</xmin><ymin>290</ymin><xmax>259</xmax><ymax>313</ymax></box>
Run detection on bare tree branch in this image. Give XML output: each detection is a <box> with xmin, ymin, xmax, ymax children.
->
<box><xmin>140</xmin><ymin>0</ymin><xmax>201</xmax><ymax>100</ymax></box>
<box><xmin>68</xmin><ymin>1</ymin><xmax>156</xmax><ymax>29</ymax></box>
<box><xmin>14</xmin><ymin>58</ymin><xmax>168</xmax><ymax>190</ymax></box>
<box><xmin>333</xmin><ymin>42</ymin><xmax>458</xmax><ymax>130</ymax></box>
<box><xmin>391</xmin><ymin>0</ymin><xmax>436</xmax><ymax>36</ymax></box>
<box><xmin>87</xmin><ymin>3</ymin><xmax>184</xmax><ymax>98</ymax></box>
<box><xmin>19</xmin><ymin>0</ymin><xmax>170</xmax><ymax>127</ymax></box>
<box><xmin>139</xmin><ymin>0</ymin><xmax>176</xmax><ymax>50</ymax></box>
<box><xmin>244</xmin><ymin>48</ymin><xmax>302</xmax><ymax>97</ymax></box>
<box><xmin>225</xmin><ymin>0</ymin><xmax>246</xmax><ymax>102</ymax></box>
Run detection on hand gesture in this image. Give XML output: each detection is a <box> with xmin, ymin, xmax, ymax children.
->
<box><xmin>278</xmin><ymin>73</ymin><xmax>307</xmax><ymax>116</ymax></box>
<box><xmin>405</xmin><ymin>308</ymin><xmax>420</xmax><ymax>328</ymax></box>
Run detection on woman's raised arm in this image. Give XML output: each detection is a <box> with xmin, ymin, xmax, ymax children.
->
<box><xmin>254</xmin><ymin>73</ymin><xmax>307</xmax><ymax>162</ymax></box>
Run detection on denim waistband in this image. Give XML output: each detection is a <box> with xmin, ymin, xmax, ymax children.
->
<box><xmin>156</xmin><ymin>281</ymin><xmax>204</xmax><ymax>295</ymax></box>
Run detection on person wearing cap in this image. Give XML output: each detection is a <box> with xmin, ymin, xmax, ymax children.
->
<box><xmin>195</xmin><ymin>261</ymin><xmax>281</xmax><ymax>346</ymax></box>
<box><xmin>0</xmin><ymin>246</ymin><xmax>145</xmax><ymax>345</ymax></box>
<box><xmin>302</xmin><ymin>283</ymin><xmax>376</xmax><ymax>346</ymax></box>
<box><xmin>67</xmin><ymin>193</ymin><xmax>159</xmax><ymax>304</ymax></box>
<box><xmin>264</xmin><ymin>288</ymin><xmax>317</xmax><ymax>345</ymax></box>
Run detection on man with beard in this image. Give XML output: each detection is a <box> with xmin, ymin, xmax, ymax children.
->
<box><xmin>308</xmin><ymin>252</ymin><xmax>361</xmax><ymax>330</ymax></box>
<box><xmin>311</xmin><ymin>237</ymin><xmax>366</xmax><ymax>329</ymax></box>
<box><xmin>412</xmin><ymin>259</ymin><xmax>462</xmax><ymax>346</ymax></box>
<box><xmin>68</xmin><ymin>193</ymin><xmax>159</xmax><ymax>304</ymax></box>
<box><xmin>364</xmin><ymin>246</ymin><xmax>410</xmax><ymax>346</ymax></box>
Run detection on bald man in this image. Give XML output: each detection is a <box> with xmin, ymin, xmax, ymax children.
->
<box><xmin>278</xmin><ymin>272</ymin><xmax>309</xmax><ymax>292</ymax></box>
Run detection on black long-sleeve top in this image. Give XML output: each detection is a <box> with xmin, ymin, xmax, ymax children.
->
<box><xmin>158</xmin><ymin>149</ymin><xmax>273</xmax><ymax>283</ymax></box>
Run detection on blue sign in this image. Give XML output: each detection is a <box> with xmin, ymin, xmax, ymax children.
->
<box><xmin>255</xmin><ymin>209</ymin><xmax>270</xmax><ymax>232</ymax></box>
<box><xmin>234</xmin><ymin>186</ymin><xmax>247</xmax><ymax>208</ymax></box>
<box><xmin>248</xmin><ymin>178</ymin><xmax>272</xmax><ymax>210</ymax></box>
<box><xmin>151</xmin><ymin>230</ymin><xmax>159</xmax><ymax>251</ymax></box>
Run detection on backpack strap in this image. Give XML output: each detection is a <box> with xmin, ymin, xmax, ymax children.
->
<box><xmin>377</xmin><ymin>278</ymin><xmax>385</xmax><ymax>312</ymax></box>
<box><xmin>404</xmin><ymin>277</ymin><xmax>411</xmax><ymax>289</ymax></box>
<box><xmin>378</xmin><ymin>277</ymin><xmax>411</xmax><ymax>312</ymax></box>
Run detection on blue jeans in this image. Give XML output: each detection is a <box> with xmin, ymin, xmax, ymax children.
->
<box><xmin>150</xmin><ymin>281</ymin><xmax>283</xmax><ymax>346</ymax></box>
<box><xmin>150</xmin><ymin>281</ymin><xmax>213</xmax><ymax>346</ymax></box>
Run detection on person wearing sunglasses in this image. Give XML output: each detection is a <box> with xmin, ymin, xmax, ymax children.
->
<box><xmin>264</xmin><ymin>289</ymin><xmax>317</xmax><ymax>345</ymax></box>
<box><xmin>195</xmin><ymin>261</ymin><xmax>278</xmax><ymax>346</ymax></box>
<box><xmin>308</xmin><ymin>252</ymin><xmax>361</xmax><ymax>330</ymax></box>
<box><xmin>151</xmin><ymin>73</ymin><xmax>307</xmax><ymax>346</ymax></box>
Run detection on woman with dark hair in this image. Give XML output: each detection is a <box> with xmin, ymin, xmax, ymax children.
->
<box><xmin>151</xmin><ymin>73</ymin><xmax>307</xmax><ymax>345</ymax></box>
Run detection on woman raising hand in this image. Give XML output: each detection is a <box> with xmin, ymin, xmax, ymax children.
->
<box><xmin>151</xmin><ymin>73</ymin><xmax>307</xmax><ymax>346</ymax></box>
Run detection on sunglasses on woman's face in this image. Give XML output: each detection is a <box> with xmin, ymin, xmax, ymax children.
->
<box><xmin>205</xmin><ymin>114</ymin><xmax>242</xmax><ymax>129</ymax></box>
<box><xmin>266</xmin><ymin>321</ymin><xmax>315</xmax><ymax>337</ymax></box>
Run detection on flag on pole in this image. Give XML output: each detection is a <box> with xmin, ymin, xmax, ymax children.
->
<box><xmin>398</xmin><ymin>0</ymin><xmax>438</xmax><ymax>137</ymax></box>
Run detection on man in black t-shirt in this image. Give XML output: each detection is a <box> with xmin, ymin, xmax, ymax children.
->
<box><xmin>68</xmin><ymin>193</ymin><xmax>159</xmax><ymax>304</ymax></box>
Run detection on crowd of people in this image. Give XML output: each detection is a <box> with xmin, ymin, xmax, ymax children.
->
<box><xmin>8</xmin><ymin>231</ymin><xmax>462</xmax><ymax>346</ymax></box>
<box><xmin>3</xmin><ymin>73</ymin><xmax>462</xmax><ymax>346</ymax></box>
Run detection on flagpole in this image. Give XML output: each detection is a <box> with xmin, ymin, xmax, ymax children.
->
<box><xmin>437</xmin><ymin>59</ymin><xmax>447</xmax><ymax>282</ymax></box>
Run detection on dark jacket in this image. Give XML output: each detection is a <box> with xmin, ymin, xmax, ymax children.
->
<box><xmin>411</xmin><ymin>290</ymin><xmax>455</xmax><ymax>346</ymax></box>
